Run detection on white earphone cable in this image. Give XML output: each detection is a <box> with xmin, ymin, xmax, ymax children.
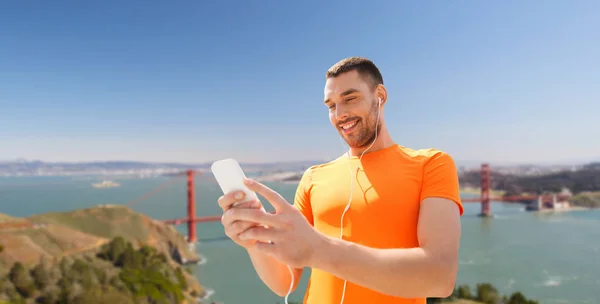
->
<box><xmin>284</xmin><ymin>98</ymin><xmax>381</xmax><ymax>304</ymax></box>
<box><xmin>284</xmin><ymin>265</ymin><xmax>294</xmax><ymax>304</ymax></box>
<box><xmin>339</xmin><ymin>98</ymin><xmax>380</xmax><ymax>304</ymax></box>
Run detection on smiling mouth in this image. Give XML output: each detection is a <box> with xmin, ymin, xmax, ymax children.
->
<box><xmin>339</xmin><ymin>119</ymin><xmax>359</xmax><ymax>134</ymax></box>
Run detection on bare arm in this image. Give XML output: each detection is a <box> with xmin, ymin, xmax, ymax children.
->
<box><xmin>310</xmin><ymin>197</ymin><xmax>461</xmax><ymax>298</ymax></box>
<box><xmin>247</xmin><ymin>248</ymin><xmax>303</xmax><ymax>297</ymax></box>
<box><xmin>217</xmin><ymin>190</ymin><xmax>305</xmax><ymax>296</ymax></box>
<box><xmin>247</xmin><ymin>168</ymin><xmax>312</xmax><ymax>296</ymax></box>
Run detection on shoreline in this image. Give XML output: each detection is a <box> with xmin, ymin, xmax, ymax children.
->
<box><xmin>253</xmin><ymin>171</ymin><xmax>302</xmax><ymax>183</ymax></box>
<box><xmin>459</xmin><ymin>187</ymin><xmax>505</xmax><ymax>196</ymax></box>
<box><xmin>536</xmin><ymin>205</ymin><xmax>591</xmax><ymax>213</ymax></box>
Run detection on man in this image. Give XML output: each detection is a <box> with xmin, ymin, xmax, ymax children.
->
<box><xmin>218</xmin><ymin>57</ymin><xmax>463</xmax><ymax>304</ymax></box>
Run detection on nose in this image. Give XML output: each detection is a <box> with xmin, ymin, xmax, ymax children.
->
<box><xmin>335</xmin><ymin>105</ymin><xmax>349</xmax><ymax>121</ymax></box>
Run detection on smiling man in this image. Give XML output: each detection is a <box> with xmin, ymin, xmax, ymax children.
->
<box><xmin>218</xmin><ymin>57</ymin><xmax>464</xmax><ymax>304</ymax></box>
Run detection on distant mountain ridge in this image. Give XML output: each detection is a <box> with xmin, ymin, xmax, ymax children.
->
<box><xmin>0</xmin><ymin>159</ymin><xmax>326</xmax><ymax>177</ymax></box>
<box><xmin>0</xmin><ymin>159</ymin><xmax>324</xmax><ymax>168</ymax></box>
<box><xmin>1</xmin><ymin>158</ymin><xmax>597</xmax><ymax>177</ymax></box>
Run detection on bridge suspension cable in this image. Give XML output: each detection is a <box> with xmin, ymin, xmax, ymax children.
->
<box><xmin>124</xmin><ymin>174</ymin><xmax>186</xmax><ymax>207</ymax></box>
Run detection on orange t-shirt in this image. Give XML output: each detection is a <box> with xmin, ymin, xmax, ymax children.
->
<box><xmin>293</xmin><ymin>144</ymin><xmax>463</xmax><ymax>304</ymax></box>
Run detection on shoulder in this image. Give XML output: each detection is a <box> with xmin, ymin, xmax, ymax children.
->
<box><xmin>304</xmin><ymin>154</ymin><xmax>349</xmax><ymax>175</ymax></box>
<box><xmin>295</xmin><ymin>154</ymin><xmax>349</xmax><ymax>187</ymax></box>
<box><xmin>294</xmin><ymin>158</ymin><xmax>343</xmax><ymax>204</ymax></box>
<box><xmin>397</xmin><ymin>146</ymin><xmax>454</xmax><ymax>164</ymax></box>
<box><xmin>411</xmin><ymin>148</ymin><xmax>462</xmax><ymax>214</ymax></box>
<box><xmin>390</xmin><ymin>146</ymin><xmax>457</xmax><ymax>173</ymax></box>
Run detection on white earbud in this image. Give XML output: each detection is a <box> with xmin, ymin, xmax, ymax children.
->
<box><xmin>378</xmin><ymin>97</ymin><xmax>382</xmax><ymax>107</ymax></box>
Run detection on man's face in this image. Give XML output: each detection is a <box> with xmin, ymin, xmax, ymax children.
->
<box><xmin>324</xmin><ymin>70</ymin><xmax>379</xmax><ymax>149</ymax></box>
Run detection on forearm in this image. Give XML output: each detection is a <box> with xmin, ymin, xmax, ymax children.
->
<box><xmin>247</xmin><ymin>247</ymin><xmax>302</xmax><ymax>297</ymax></box>
<box><xmin>311</xmin><ymin>236</ymin><xmax>457</xmax><ymax>298</ymax></box>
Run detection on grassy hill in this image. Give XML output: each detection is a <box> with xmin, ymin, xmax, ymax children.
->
<box><xmin>0</xmin><ymin>205</ymin><xmax>200</xmax><ymax>271</ymax></box>
<box><xmin>570</xmin><ymin>191</ymin><xmax>600</xmax><ymax>208</ymax></box>
<box><xmin>0</xmin><ymin>219</ymin><xmax>106</xmax><ymax>269</ymax></box>
<box><xmin>0</xmin><ymin>214</ymin><xmax>17</xmax><ymax>224</ymax></box>
<box><xmin>28</xmin><ymin>205</ymin><xmax>200</xmax><ymax>263</ymax></box>
<box><xmin>0</xmin><ymin>205</ymin><xmax>205</xmax><ymax>303</ymax></box>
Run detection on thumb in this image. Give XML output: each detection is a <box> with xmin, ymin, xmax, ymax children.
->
<box><xmin>244</xmin><ymin>178</ymin><xmax>290</xmax><ymax>212</ymax></box>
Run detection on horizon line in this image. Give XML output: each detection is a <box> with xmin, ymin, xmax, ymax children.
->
<box><xmin>1</xmin><ymin>158</ymin><xmax>597</xmax><ymax>167</ymax></box>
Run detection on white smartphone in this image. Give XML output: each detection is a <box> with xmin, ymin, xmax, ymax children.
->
<box><xmin>210</xmin><ymin>158</ymin><xmax>260</xmax><ymax>206</ymax></box>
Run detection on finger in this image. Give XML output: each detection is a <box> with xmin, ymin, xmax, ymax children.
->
<box><xmin>243</xmin><ymin>179</ymin><xmax>290</xmax><ymax>212</ymax></box>
<box><xmin>225</xmin><ymin>220</ymin><xmax>260</xmax><ymax>237</ymax></box>
<box><xmin>221</xmin><ymin>210</ymin><xmax>259</xmax><ymax>232</ymax></box>
<box><xmin>221</xmin><ymin>211</ymin><xmax>236</xmax><ymax>227</ymax></box>
<box><xmin>231</xmin><ymin>200</ymin><xmax>262</xmax><ymax>210</ymax></box>
<box><xmin>239</xmin><ymin>226</ymin><xmax>280</xmax><ymax>243</ymax></box>
<box><xmin>254</xmin><ymin>241</ymin><xmax>278</xmax><ymax>257</ymax></box>
<box><xmin>217</xmin><ymin>190</ymin><xmax>246</xmax><ymax>210</ymax></box>
<box><xmin>221</xmin><ymin>204</ymin><xmax>260</xmax><ymax>226</ymax></box>
<box><xmin>221</xmin><ymin>205</ymin><xmax>264</xmax><ymax>227</ymax></box>
<box><xmin>225</xmin><ymin>208</ymin><xmax>284</xmax><ymax>228</ymax></box>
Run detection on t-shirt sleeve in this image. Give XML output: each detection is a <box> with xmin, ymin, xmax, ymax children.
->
<box><xmin>419</xmin><ymin>151</ymin><xmax>464</xmax><ymax>216</ymax></box>
<box><xmin>293</xmin><ymin>167</ymin><xmax>314</xmax><ymax>225</ymax></box>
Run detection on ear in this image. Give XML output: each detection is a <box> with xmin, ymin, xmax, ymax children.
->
<box><xmin>376</xmin><ymin>84</ymin><xmax>388</xmax><ymax>106</ymax></box>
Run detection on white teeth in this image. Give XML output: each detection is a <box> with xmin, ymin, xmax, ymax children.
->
<box><xmin>341</xmin><ymin>120</ymin><xmax>358</xmax><ymax>130</ymax></box>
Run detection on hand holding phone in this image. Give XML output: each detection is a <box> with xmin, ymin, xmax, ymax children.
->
<box><xmin>211</xmin><ymin>158</ymin><xmax>261</xmax><ymax>208</ymax></box>
<box><xmin>211</xmin><ymin>158</ymin><xmax>268</xmax><ymax>248</ymax></box>
<box><xmin>212</xmin><ymin>159</ymin><xmax>296</xmax><ymax>303</ymax></box>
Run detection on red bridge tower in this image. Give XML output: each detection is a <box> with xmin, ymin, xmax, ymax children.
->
<box><xmin>480</xmin><ymin>163</ymin><xmax>491</xmax><ymax>217</ymax></box>
<box><xmin>186</xmin><ymin>170</ymin><xmax>197</xmax><ymax>243</ymax></box>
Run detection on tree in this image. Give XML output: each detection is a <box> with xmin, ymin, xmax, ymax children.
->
<box><xmin>457</xmin><ymin>284</ymin><xmax>472</xmax><ymax>299</ymax></box>
<box><xmin>174</xmin><ymin>267</ymin><xmax>188</xmax><ymax>291</ymax></box>
<box><xmin>8</xmin><ymin>262</ymin><xmax>35</xmax><ymax>298</ymax></box>
<box><xmin>30</xmin><ymin>258</ymin><xmax>52</xmax><ymax>290</ymax></box>
<box><xmin>475</xmin><ymin>283</ymin><xmax>500</xmax><ymax>304</ymax></box>
<box><xmin>98</xmin><ymin>236</ymin><xmax>127</xmax><ymax>264</ymax></box>
<box><xmin>507</xmin><ymin>291</ymin><xmax>539</xmax><ymax>304</ymax></box>
<box><xmin>58</xmin><ymin>257</ymin><xmax>72</xmax><ymax>276</ymax></box>
<box><xmin>116</xmin><ymin>244</ymin><xmax>142</xmax><ymax>269</ymax></box>
<box><xmin>36</xmin><ymin>285</ymin><xmax>61</xmax><ymax>304</ymax></box>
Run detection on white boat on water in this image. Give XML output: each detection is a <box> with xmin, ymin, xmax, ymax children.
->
<box><xmin>91</xmin><ymin>180</ymin><xmax>120</xmax><ymax>188</ymax></box>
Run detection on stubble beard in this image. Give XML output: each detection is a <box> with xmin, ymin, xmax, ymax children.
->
<box><xmin>341</xmin><ymin>100</ymin><xmax>379</xmax><ymax>149</ymax></box>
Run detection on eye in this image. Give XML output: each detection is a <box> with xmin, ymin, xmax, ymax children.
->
<box><xmin>344</xmin><ymin>96</ymin><xmax>357</xmax><ymax>103</ymax></box>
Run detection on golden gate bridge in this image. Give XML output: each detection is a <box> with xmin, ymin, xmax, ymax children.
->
<box><xmin>124</xmin><ymin>163</ymin><xmax>572</xmax><ymax>244</ymax></box>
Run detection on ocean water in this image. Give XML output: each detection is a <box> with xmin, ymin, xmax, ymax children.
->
<box><xmin>0</xmin><ymin>175</ymin><xmax>599</xmax><ymax>303</ymax></box>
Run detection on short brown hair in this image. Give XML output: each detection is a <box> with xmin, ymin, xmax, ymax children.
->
<box><xmin>325</xmin><ymin>57</ymin><xmax>384</xmax><ymax>88</ymax></box>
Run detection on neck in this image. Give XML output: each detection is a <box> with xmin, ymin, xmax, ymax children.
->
<box><xmin>348</xmin><ymin>126</ymin><xmax>395</xmax><ymax>157</ymax></box>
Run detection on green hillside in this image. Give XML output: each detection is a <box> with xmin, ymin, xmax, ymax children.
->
<box><xmin>0</xmin><ymin>205</ymin><xmax>205</xmax><ymax>303</ymax></box>
<box><xmin>28</xmin><ymin>205</ymin><xmax>199</xmax><ymax>264</ymax></box>
<box><xmin>570</xmin><ymin>191</ymin><xmax>600</xmax><ymax>208</ymax></box>
<box><xmin>0</xmin><ymin>214</ymin><xmax>17</xmax><ymax>224</ymax></box>
<box><xmin>0</xmin><ymin>236</ymin><xmax>204</xmax><ymax>303</ymax></box>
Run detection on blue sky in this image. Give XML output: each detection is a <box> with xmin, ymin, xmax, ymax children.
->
<box><xmin>1</xmin><ymin>1</ymin><xmax>598</xmax><ymax>164</ymax></box>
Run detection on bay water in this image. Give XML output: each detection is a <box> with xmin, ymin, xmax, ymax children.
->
<box><xmin>1</xmin><ymin>176</ymin><xmax>598</xmax><ymax>303</ymax></box>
